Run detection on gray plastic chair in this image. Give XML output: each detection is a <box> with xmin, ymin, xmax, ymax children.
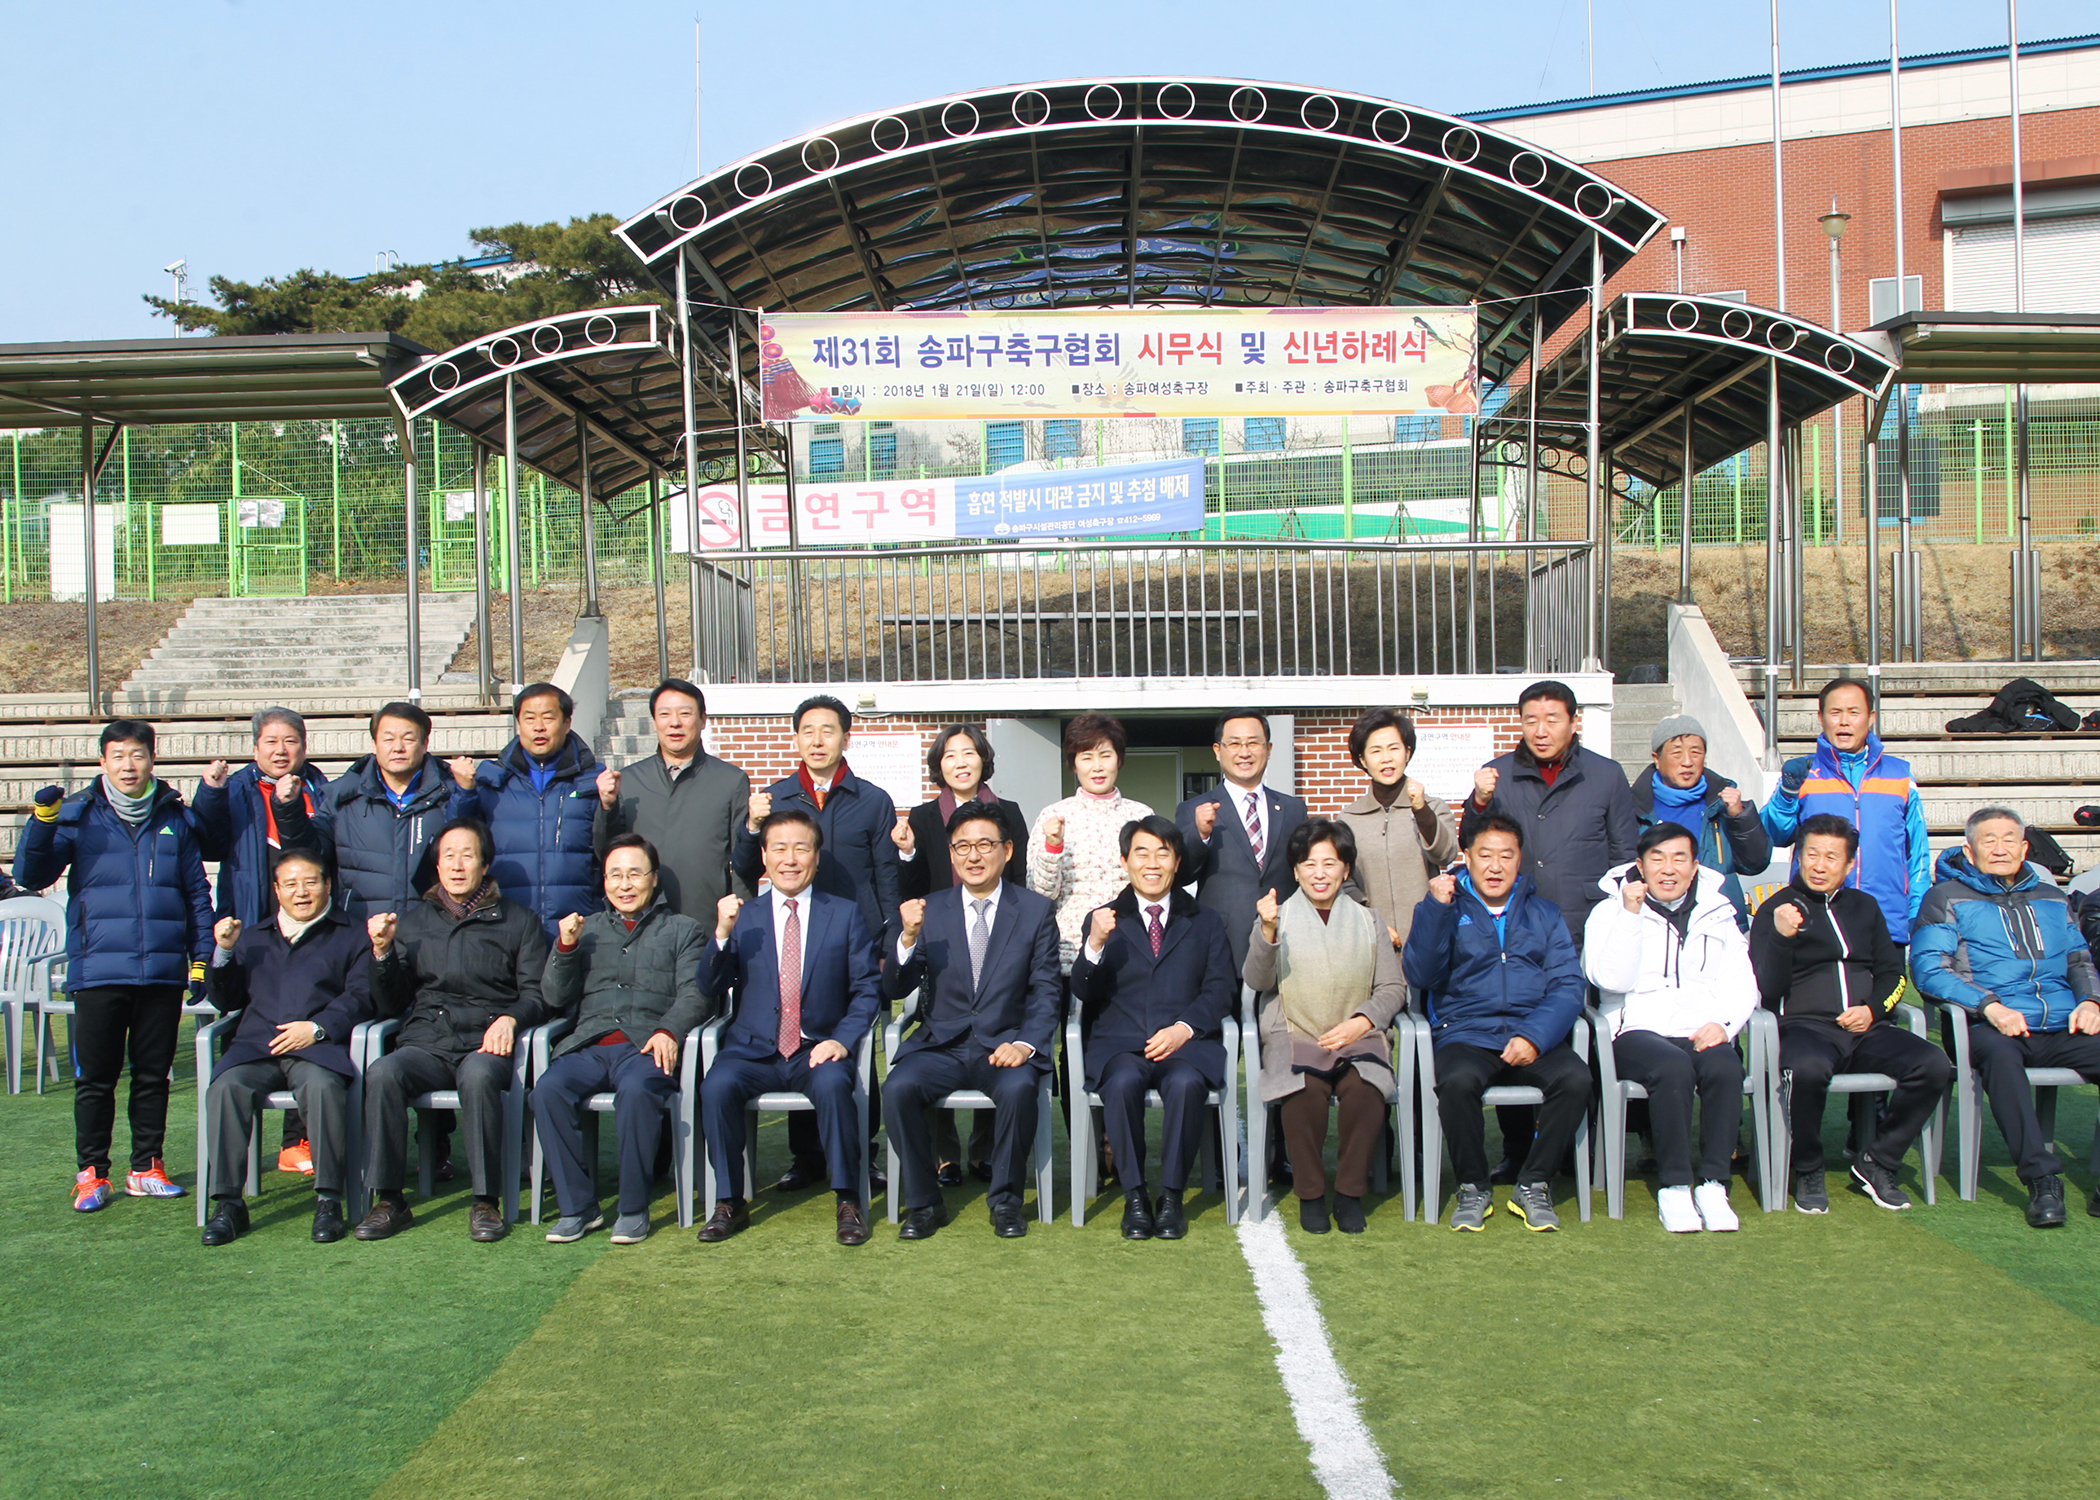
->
<box><xmin>1767</xmin><ymin>1002</ymin><xmax>1942</xmax><ymax>1208</ymax></box>
<box><xmin>192</xmin><ymin>1007</ymin><xmax>367</xmax><ymax>1226</ymax></box>
<box><xmin>1411</xmin><ymin>1010</ymin><xmax>1593</xmax><ymax>1225</ymax></box>
<box><xmin>1065</xmin><ymin>1010</ymin><xmax>1240</xmax><ymax>1227</ymax></box>
<box><xmin>525</xmin><ymin>1017</ymin><xmax>704</xmax><ymax>1229</ymax></box>
<box><xmin>1589</xmin><ymin>1004</ymin><xmax>1777</xmax><ymax>1218</ymax></box>
<box><xmin>0</xmin><ymin>896</ymin><xmax>64</xmax><ymax>1094</ymax></box>
<box><xmin>1933</xmin><ymin>1000</ymin><xmax>2099</xmax><ymax>1201</ymax></box>
<box><xmin>696</xmin><ymin>1019</ymin><xmax>873</xmax><ymax>1212</ymax></box>
<box><xmin>881</xmin><ymin>988</ymin><xmax>1055</xmax><ymax>1224</ymax></box>
<box><xmin>350</xmin><ymin>1017</ymin><xmax>536</xmax><ymax>1223</ymax></box>
<box><xmin>1241</xmin><ymin>985</ymin><xmax>1408</xmax><ymax>1224</ymax></box>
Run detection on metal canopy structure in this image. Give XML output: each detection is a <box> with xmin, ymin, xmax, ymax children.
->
<box><xmin>1855</xmin><ymin>310</ymin><xmax>2100</xmax><ymax>410</ymax></box>
<box><xmin>616</xmin><ymin>76</ymin><xmax>1668</xmax><ymax>386</ymax></box>
<box><xmin>1478</xmin><ymin>292</ymin><xmax>1896</xmax><ymax>491</ymax></box>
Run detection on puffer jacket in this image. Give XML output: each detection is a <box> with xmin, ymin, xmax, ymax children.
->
<box><xmin>543</xmin><ymin>896</ymin><xmax>714</xmax><ymax>1061</ymax></box>
<box><xmin>1581</xmin><ymin>863</ymin><xmax>1757</xmax><ymax>1040</ymax></box>
<box><xmin>14</xmin><ymin>778</ymin><xmax>213</xmax><ymax>990</ymax></box>
<box><xmin>190</xmin><ymin>761</ymin><xmax>331</xmax><ymax>924</ymax></box>
<box><xmin>1911</xmin><ymin>847</ymin><xmax>2100</xmax><ymax>1033</ymax></box>
<box><xmin>309</xmin><ymin>754</ymin><xmax>453</xmax><ymax>920</ymax></box>
<box><xmin>1402</xmin><ymin>872</ymin><xmax>1584</xmax><ymax>1055</ymax></box>
<box><xmin>1457</xmin><ymin>737</ymin><xmax>1638</xmax><ymax>945</ymax></box>
<box><xmin>371</xmin><ymin>886</ymin><xmax>552</xmax><ymax>1056</ymax></box>
<box><xmin>1629</xmin><ymin>767</ymin><xmax>1771</xmax><ymax>930</ymax></box>
<box><xmin>450</xmin><ymin>733</ymin><xmax>603</xmax><ymax>940</ymax></box>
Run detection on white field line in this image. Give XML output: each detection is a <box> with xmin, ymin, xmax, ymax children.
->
<box><xmin>1235</xmin><ymin>1211</ymin><xmax>1397</xmax><ymax>1500</ymax></box>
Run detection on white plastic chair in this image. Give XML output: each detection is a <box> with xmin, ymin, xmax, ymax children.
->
<box><xmin>1589</xmin><ymin>1004</ymin><xmax>1778</xmax><ymax>1218</ymax></box>
<box><xmin>526</xmin><ymin>1017</ymin><xmax>703</xmax><ymax>1229</ymax></box>
<box><xmin>193</xmin><ymin>1007</ymin><xmax>368</xmax><ymax>1226</ymax></box>
<box><xmin>1933</xmin><ymin>1001</ymin><xmax>2098</xmax><ymax>1201</ymax></box>
<box><xmin>1411</xmin><ymin>1010</ymin><xmax>1593</xmax><ymax>1225</ymax></box>
<box><xmin>0</xmin><ymin>896</ymin><xmax>64</xmax><ymax>1094</ymax></box>
<box><xmin>880</xmin><ymin>987</ymin><xmax>1056</xmax><ymax>1225</ymax></box>
<box><xmin>1065</xmin><ymin>1010</ymin><xmax>1241</xmax><ymax>1227</ymax></box>
<box><xmin>1768</xmin><ymin>1002</ymin><xmax>1943</xmax><ymax>1208</ymax></box>
<box><xmin>697</xmin><ymin>1019</ymin><xmax>874</xmax><ymax>1212</ymax></box>
<box><xmin>350</xmin><ymin>1017</ymin><xmax>537</xmax><ymax>1223</ymax></box>
<box><xmin>1241</xmin><ymin>985</ymin><xmax>1410</xmax><ymax>1224</ymax></box>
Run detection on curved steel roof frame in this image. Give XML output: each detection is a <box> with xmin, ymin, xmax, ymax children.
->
<box><xmin>617</xmin><ymin>77</ymin><xmax>1666</xmax><ymax>385</ymax></box>
<box><xmin>1479</xmin><ymin>293</ymin><xmax>1897</xmax><ymax>491</ymax></box>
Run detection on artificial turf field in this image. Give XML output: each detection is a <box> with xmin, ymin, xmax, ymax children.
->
<box><xmin>5</xmin><ymin>1017</ymin><xmax>2098</xmax><ymax>1500</ymax></box>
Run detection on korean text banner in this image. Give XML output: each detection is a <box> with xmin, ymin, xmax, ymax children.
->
<box><xmin>672</xmin><ymin>456</ymin><xmax>1206</xmax><ymax>552</ymax></box>
<box><xmin>758</xmin><ymin>306</ymin><xmax>1479</xmax><ymax>423</ymax></box>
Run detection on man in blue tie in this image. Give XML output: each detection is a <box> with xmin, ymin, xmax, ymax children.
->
<box><xmin>885</xmin><ymin>805</ymin><xmax>1062</xmax><ymax>1240</ymax></box>
<box><xmin>698</xmin><ymin>808</ymin><xmax>881</xmax><ymax>1247</ymax></box>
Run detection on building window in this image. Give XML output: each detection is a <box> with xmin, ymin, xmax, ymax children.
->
<box><xmin>868</xmin><ymin>422</ymin><xmax>897</xmax><ymax>472</ymax></box>
<box><xmin>1243</xmin><ymin>417</ymin><xmax>1285</xmax><ymax>451</ymax></box>
<box><xmin>1042</xmin><ymin>419</ymin><xmax>1081</xmax><ymax>459</ymax></box>
<box><xmin>1394</xmin><ymin>415</ymin><xmax>1440</xmax><ymax>443</ymax></box>
<box><xmin>985</xmin><ymin>422</ymin><xmax>1025</xmax><ymax>471</ymax></box>
<box><xmin>1182</xmin><ymin>418</ymin><xmax>1219</xmax><ymax>455</ymax></box>
<box><xmin>809</xmin><ymin>435</ymin><xmax>845</xmax><ymax>474</ymax></box>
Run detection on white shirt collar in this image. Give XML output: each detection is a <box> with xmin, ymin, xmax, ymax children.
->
<box><xmin>961</xmin><ymin>883</ymin><xmax>1002</xmax><ymax>922</ymax></box>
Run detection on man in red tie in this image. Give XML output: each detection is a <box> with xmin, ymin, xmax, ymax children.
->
<box><xmin>698</xmin><ymin>808</ymin><xmax>882</xmax><ymax>1246</ymax></box>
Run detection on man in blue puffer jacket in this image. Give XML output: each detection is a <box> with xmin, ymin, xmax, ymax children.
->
<box><xmin>1911</xmin><ymin>807</ymin><xmax>2100</xmax><ymax>1229</ymax></box>
<box><xmin>309</xmin><ymin>701</ymin><xmax>454</xmax><ymax>921</ymax></box>
<box><xmin>14</xmin><ymin>720</ymin><xmax>213</xmax><ymax>1212</ymax></box>
<box><xmin>1404</xmin><ymin>811</ymin><xmax>1590</xmax><ymax>1234</ymax></box>
<box><xmin>447</xmin><ymin>683</ymin><xmax>604</xmax><ymax>942</ymax></box>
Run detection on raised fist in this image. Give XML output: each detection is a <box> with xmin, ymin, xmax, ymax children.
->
<box><xmin>213</xmin><ymin>916</ymin><xmax>242</xmax><ymax>950</ymax></box>
<box><xmin>746</xmin><ymin>791</ymin><xmax>772</xmax><ymax>832</ymax></box>
<box><xmin>1620</xmin><ymin>878</ymin><xmax>1648</xmax><ymax>913</ymax></box>
<box><xmin>1088</xmin><ymin>907</ymin><xmax>1117</xmax><ymax>947</ymax></box>
<box><xmin>1042</xmin><ymin>814</ymin><xmax>1065</xmax><ymax>847</ymax></box>
<box><xmin>1473</xmin><ymin>766</ymin><xmax>1499</xmax><ymax>806</ymax></box>
<box><xmin>1405</xmin><ymin>777</ymin><xmax>1426</xmax><ymax>811</ymax></box>
<box><xmin>1779</xmin><ymin>756</ymin><xmax>1811</xmax><ymax>795</ymax></box>
<box><xmin>32</xmin><ymin>784</ymin><xmax>63</xmax><ymax>809</ymax></box>
<box><xmin>1256</xmin><ymin>887</ymin><xmax>1281</xmax><ymax>942</ymax></box>
<box><xmin>596</xmin><ymin>766</ymin><xmax>621</xmax><ymax>810</ymax></box>
<box><xmin>715</xmin><ymin>892</ymin><xmax>744</xmax><ymax>940</ymax></box>
<box><xmin>448</xmin><ymin>755</ymin><xmax>478</xmax><ymax>790</ymax></box>
<box><xmin>1194</xmin><ymin>802</ymin><xmax>1218</xmax><ymax>840</ymax></box>
<box><xmin>367</xmin><ymin>911</ymin><xmax>398</xmax><ymax>957</ymax></box>
<box><xmin>202</xmin><ymin>760</ymin><xmax>230</xmax><ymax>789</ymax></box>
<box><xmin>891</xmin><ymin>819</ymin><xmax>915</xmax><ymax>856</ymax></box>
<box><xmin>273</xmin><ymin>771</ymin><xmax>301</xmax><ymax>803</ymax></box>
<box><xmin>558</xmin><ymin>912</ymin><xmax>587</xmax><ymax>947</ymax></box>
<box><xmin>1427</xmin><ymin>872</ymin><xmax>1457</xmax><ymax>905</ymax></box>
<box><xmin>1719</xmin><ymin>784</ymin><xmax>1745</xmax><ymax>817</ymax></box>
<box><xmin>1772</xmin><ymin>902</ymin><xmax>1805</xmax><ymax>939</ymax></box>
<box><xmin>898</xmin><ymin>898</ymin><xmax>925</xmax><ymax>944</ymax></box>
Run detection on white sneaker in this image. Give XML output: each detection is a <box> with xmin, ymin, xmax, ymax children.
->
<box><xmin>1693</xmin><ymin>1180</ymin><xmax>1739</xmax><ymax>1232</ymax></box>
<box><xmin>1657</xmin><ymin>1184</ymin><xmax>1702</xmax><ymax>1233</ymax></box>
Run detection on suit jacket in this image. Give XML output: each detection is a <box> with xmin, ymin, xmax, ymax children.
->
<box><xmin>885</xmin><ymin>883</ymin><xmax>1060</xmax><ymax>1068</ymax></box>
<box><xmin>1069</xmin><ymin>886</ymin><xmax>1235</xmax><ymax>1090</ymax></box>
<box><xmin>731</xmin><ymin>768</ymin><xmax>901</xmax><ymax>948</ymax></box>
<box><xmin>897</xmin><ymin>796</ymin><xmax>1029</xmax><ymax>900</ymax></box>
<box><xmin>705</xmin><ymin>888</ymin><xmax>881</xmax><ymax>1064</ymax></box>
<box><xmin>1176</xmin><ymin>781</ymin><xmax>1308</xmax><ymax>971</ymax></box>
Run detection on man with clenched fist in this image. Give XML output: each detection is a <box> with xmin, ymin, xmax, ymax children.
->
<box><xmin>593</xmin><ymin>679</ymin><xmax>751</xmax><ymax>929</ymax></box>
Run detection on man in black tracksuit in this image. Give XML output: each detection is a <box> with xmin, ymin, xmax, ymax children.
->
<box><xmin>1749</xmin><ymin>813</ymin><xmax>1952</xmax><ymax>1214</ymax></box>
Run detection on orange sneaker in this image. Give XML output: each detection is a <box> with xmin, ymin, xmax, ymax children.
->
<box><xmin>73</xmin><ymin>1168</ymin><xmax>114</xmax><ymax>1212</ymax></box>
<box><xmin>277</xmin><ymin>1139</ymin><xmax>315</xmax><ymax>1175</ymax></box>
<box><xmin>124</xmin><ymin>1159</ymin><xmax>186</xmax><ymax>1198</ymax></box>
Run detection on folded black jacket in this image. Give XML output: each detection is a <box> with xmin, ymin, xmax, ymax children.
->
<box><xmin>1747</xmin><ymin>878</ymin><xmax>1905</xmax><ymax>1023</ymax></box>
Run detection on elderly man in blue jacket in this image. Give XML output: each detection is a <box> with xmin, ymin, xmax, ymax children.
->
<box><xmin>448</xmin><ymin>682</ymin><xmax>604</xmax><ymax>942</ymax></box>
<box><xmin>1912</xmin><ymin>807</ymin><xmax>2100</xmax><ymax>1229</ymax></box>
<box><xmin>1404</xmin><ymin>811</ymin><xmax>1590</xmax><ymax>1233</ymax></box>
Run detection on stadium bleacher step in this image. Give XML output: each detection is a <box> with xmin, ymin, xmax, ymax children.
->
<box><xmin>1610</xmin><ymin>681</ymin><xmax>1678</xmax><ymax>786</ymax></box>
<box><xmin>118</xmin><ymin>594</ymin><xmax>480</xmax><ymax>695</ymax></box>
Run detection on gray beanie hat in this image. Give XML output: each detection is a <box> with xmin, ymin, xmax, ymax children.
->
<box><xmin>1650</xmin><ymin>714</ymin><xmax>1707</xmax><ymax>753</ymax></box>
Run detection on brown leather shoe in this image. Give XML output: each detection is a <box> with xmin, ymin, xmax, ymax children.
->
<box><xmin>835</xmin><ymin>1197</ymin><xmax>870</xmax><ymax>1246</ymax></box>
<box><xmin>696</xmin><ymin>1200</ymin><xmax>750</xmax><ymax>1244</ymax></box>
<box><xmin>468</xmin><ymin>1201</ymin><xmax>508</xmax><ymax>1242</ymax></box>
<box><xmin>352</xmin><ymin>1199</ymin><xmax>412</xmax><ymax>1241</ymax></box>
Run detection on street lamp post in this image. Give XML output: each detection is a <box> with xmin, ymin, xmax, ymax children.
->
<box><xmin>1820</xmin><ymin>205</ymin><xmax>1851</xmax><ymax>546</ymax></box>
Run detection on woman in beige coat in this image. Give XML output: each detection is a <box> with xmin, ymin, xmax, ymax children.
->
<box><xmin>1243</xmin><ymin>818</ymin><xmax>1406</xmax><ymax>1235</ymax></box>
<box><xmin>1336</xmin><ymin>707</ymin><xmax>1459</xmax><ymax>951</ymax></box>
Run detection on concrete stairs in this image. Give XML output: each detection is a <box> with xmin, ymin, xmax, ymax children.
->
<box><xmin>597</xmin><ymin>693</ymin><xmax>659</xmax><ymax>769</ymax></box>
<box><xmin>120</xmin><ymin>594</ymin><xmax>480</xmax><ymax>695</ymax></box>
<box><xmin>1610</xmin><ymin>681</ymin><xmax>1678</xmax><ymax>787</ymax></box>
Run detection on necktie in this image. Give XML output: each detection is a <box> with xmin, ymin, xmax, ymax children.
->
<box><xmin>969</xmin><ymin>897</ymin><xmax>991</xmax><ymax>989</ymax></box>
<box><xmin>777</xmin><ymin>897</ymin><xmax>802</xmax><ymax>1057</ymax></box>
<box><xmin>1147</xmin><ymin>905</ymin><xmax>1164</xmax><ymax>959</ymax></box>
<box><xmin>1245</xmin><ymin>790</ymin><xmax>1263</xmax><ymax>864</ymax></box>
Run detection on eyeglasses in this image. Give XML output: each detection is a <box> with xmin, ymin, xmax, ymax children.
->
<box><xmin>949</xmin><ymin>839</ymin><xmax>1008</xmax><ymax>857</ymax></box>
<box><xmin>276</xmin><ymin>877</ymin><xmax>326</xmax><ymax>894</ymax></box>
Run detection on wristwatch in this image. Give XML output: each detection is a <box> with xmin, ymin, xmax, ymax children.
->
<box><xmin>310</xmin><ymin>1023</ymin><xmax>328</xmax><ymax>1044</ymax></box>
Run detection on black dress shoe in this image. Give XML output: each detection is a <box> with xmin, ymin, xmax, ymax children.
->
<box><xmin>1120</xmin><ymin>1187</ymin><xmax>1154</xmax><ymax>1240</ymax></box>
<box><xmin>991</xmin><ymin>1200</ymin><xmax>1028</xmax><ymax>1238</ymax></box>
<box><xmin>311</xmin><ymin>1197</ymin><xmax>347</xmax><ymax>1243</ymax></box>
<box><xmin>201</xmin><ymin>1198</ymin><xmax>249</xmax><ymax>1247</ymax></box>
<box><xmin>1154</xmin><ymin>1188</ymin><xmax>1188</xmax><ymax>1240</ymax></box>
<box><xmin>696</xmin><ymin>1200</ymin><xmax>750</xmax><ymax>1243</ymax></box>
<box><xmin>774</xmin><ymin>1158</ymin><xmax>826</xmax><ymax>1191</ymax></box>
<box><xmin>898</xmin><ymin>1202</ymin><xmax>948</xmax><ymax>1240</ymax></box>
<box><xmin>1333</xmin><ymin>1194</ymin><xmax>1367</xmax><ymax>1235</ymax></box>
<box><xmin>353</xmin><ymin>1199</ymin><xmax>413</xmax><ymax>1240</ymax></box>
<box><xmin>435</xmin><ymin>1154</ymin><xmax>456</xmax><ymax>1184</ymax></box>
<box><xmin>836</xmin><ymin>1197</ymin><xmax>870</xmax><ymax>1246</ymax></box>
<box><xmin>969</xmin><ymin>1159</ymin><xmax>994</xmax><ymax>1183</ymax></box>
<box><xmin>1488</xmin><ymin>1155</ymin><xmax>1518</xmax><ymax>1185</ymax></box>
<box><xmin>936</xmin><ymin>1160</ymin><xmax>964</xmax><ymax>1187</ymax></box>
<box><xmin>469</xmin><ymin>1201</ymin><xmax>509</xmax><ymax>1242</ymax></box>
<box><xmin>1298</xmin><ymin>1195</ymin><xmax>1331</xmax><ymax>1234</ymax></box>
<box><xmin>870</xmin><ymin>1168</ymin><xmax>888</xmax><ymax>1194</ymax></box>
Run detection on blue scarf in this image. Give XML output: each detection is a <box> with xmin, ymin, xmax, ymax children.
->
<box><xmin>1650</xmin><ymin>774</ymin><xmax>1708</xmax><ymax>827</ymax></box>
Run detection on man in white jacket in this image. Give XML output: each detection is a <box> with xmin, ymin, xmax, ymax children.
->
<box><xmin>1583</xmin><ymin>822</ymin><xmax>1757</xmax><ymax>1233</ymax></box>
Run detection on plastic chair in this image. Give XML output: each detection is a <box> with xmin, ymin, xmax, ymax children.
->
<box><xmin>192</xmin><ymin>1007</ymin><xmax>367</xmax><ymax>1226</ymax></box>
<box><xmin>1241</xmin><ymin>985</ymin><xmax>1409</xmax><ymax>1224</ymax></box>
<box><xmin>1065</xmin><ymin>1010</ymin><xmax>1241</xmax><ymax>1227</ymax></box>
<box><xmin>350</xmin><ymin>1017</ymin><xmax>536</xmax><ymax>1223</ymax></box>
<box><xmin>880</xmin><ymin>987</ymin><xmax>1056</xmax><ymax>1225</ymax></box>
<box><xmin>1933</xmin><ymin>1001</ymin><xmax>2099</xmax><ymax>1201</ymax></box>
<box><xmin>526</xmin><ymin>1017</ymin><xmax>703</xmax><ymax>1229</ymax></box>
<box><xmin>1588</xmin><ymin>1004</ymin><xmax>1777</xmax><ymax>1218</ymax></box>
<box><xmin>1411</xmin><ymin>1010</ymin><xmax>1593</xmax><ymax>1225</ymax></box>
<box><xmin>0</xmin><ymin>896</ymin><xmax>64</xmax><ymax>1094</ymax></box>
<box><xmin>696</xmin><ymin>1019</ymin><xmax>874</xmax><ymax>1212</ymax></box>
<box><xmin>1767</xmin><ymin>1002</ymin><xmax>1942</xmax><ymax>1207</ymax></box>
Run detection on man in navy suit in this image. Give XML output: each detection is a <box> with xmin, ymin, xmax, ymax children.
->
<box><xmin>885</xmin><ymin>805</ymin><xmax>1062</xmax><ymax>1241</ymax></box>
<box><xmin>698</xmin><ymin>808</ymin><xmax>881</xmax><ymax>1247</ymax></box>
<box><xmin>1176</xmin><ymin>710</ymin><xmax>1309</xmax><ymax>973</ymax></box>
<box><xmin>1071</xmin><ymin>814</ymin><xmax>1236</xmax><ymax>1241</ymax></box>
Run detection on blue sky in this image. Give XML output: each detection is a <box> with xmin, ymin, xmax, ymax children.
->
<box><xmin>2</xmin><ymin>0</ymin><xmax>2088</xmax><ymax>342</ymax></box>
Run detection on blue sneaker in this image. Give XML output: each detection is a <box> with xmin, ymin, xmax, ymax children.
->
<box><xmin>124</xmin><ymin>1159</ymin><xmax>187</xmax><ymax>1198</ymax></box>
<box><xmin>73</xmin><ymin>1168</ymin><xmax>115</xmax><ymax>1212</ymax></box>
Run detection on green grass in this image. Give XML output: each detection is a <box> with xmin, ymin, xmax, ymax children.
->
<box><xmin>6</xmin><ymin>1019</ymin><xmax>2099</xmax><ymax>1500</ymax></box>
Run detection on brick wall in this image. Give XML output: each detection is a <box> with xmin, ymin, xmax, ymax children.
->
<box><xmin>702</xmin><ymin>712</ymin><xmax>952</xmax><ymax>807</ymax></box>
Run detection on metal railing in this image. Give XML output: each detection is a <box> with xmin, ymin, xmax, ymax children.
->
<box><xmin>686</xmin><ymin>540</ymin><xmax>1594</xmax><ymax>684</ymax></box>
